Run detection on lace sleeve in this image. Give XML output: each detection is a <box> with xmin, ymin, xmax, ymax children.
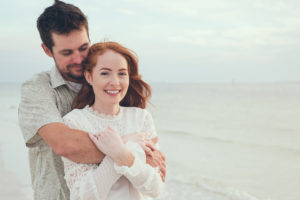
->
<box><xmin>113</xmin><ymin>110</ymin><xmax>164</xmax><ymax>198</ymax></box>
<box><xmin>62</xmin><ymin>156</ymin><xmax>121</xmax><ymax>200</ymax></box>
<box><xmin>114</xmin><ymin>142</ymin><xmax>164</xmax><ymax>198</ymax></box>
<box><xmin>62</xmin><ymin>112</ymin><xmax>122</xmax><ymax>199</ymax></box>
<box><xmin>63</xmin><ymin>112</ymin><xmax>80</xmax><ymax>130</ymax></box>
<box><xmin>62</xmin><ymin>157</ymin><xmax>97</xmax><ymax>198</ymax></box>
<box><xmin>141</xmin><ymin>110</ymin><xmax>159</xmax><ymax>148</ymax></box>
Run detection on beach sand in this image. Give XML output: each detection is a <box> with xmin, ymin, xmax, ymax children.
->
<box><xmin>0</xmin><ymin>151</ymin><xmax>31</xmax><ymax>200</ymax></box>
<box><xmin>0</xmin><ymin>120</ymin><xmax>33</xmax><ymax>200</ymax></box>
<box><xmin>0</xmin><ymin>85</ymin><xmax>33</xmax><ymax>199</ymax></box>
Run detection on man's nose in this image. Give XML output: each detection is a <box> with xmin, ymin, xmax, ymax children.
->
<box><xmin>72</xmin><ymin>51</ymin><xmax>84</xmax><ymax>64</ymax></box>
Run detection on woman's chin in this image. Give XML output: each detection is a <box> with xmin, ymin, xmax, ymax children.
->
<box><xmin>105</xmin><ymin>100</ymin><xmax>122</xmax><ymax>107</ymax></box>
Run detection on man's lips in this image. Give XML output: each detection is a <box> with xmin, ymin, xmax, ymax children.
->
<box><xmin>68</xmin><ymin>64</ymin><xmax>83</xmax><ymax>71</ymax></box>
<box><xmin>71</xmin><ymin>65</ymin><xmax>83</xmax><ymax>69</ymax></box>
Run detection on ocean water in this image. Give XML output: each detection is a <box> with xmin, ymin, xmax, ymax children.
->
<box><xmin>0</xmin><ymin>82</ymin><xmax>299</xmax><ymax>200</ymax></box>
<box><xmin>150</xmin><ymin>82</ymin><xmax>300</xmax><ymax>200</ymax></box>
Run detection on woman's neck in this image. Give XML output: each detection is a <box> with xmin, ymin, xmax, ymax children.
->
<box><xmin>92</xmin><ymin>101</ymin><xmax>120</xmax><ymax>115</ymax></box>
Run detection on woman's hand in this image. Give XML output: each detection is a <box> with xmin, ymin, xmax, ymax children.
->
<box><xmin>122</xmin><ymin>133</ymin><xmax>156</xmax><ymax>156</ymax></box>
<box><xmin>89</xmin><ymin>126</ymin><xmax>134</xmax><ymax>167</ymax></box>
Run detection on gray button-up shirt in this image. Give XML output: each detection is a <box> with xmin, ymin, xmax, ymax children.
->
<box><xmin>19</xmin><ymin>67</ymin><xmax>79</xmax><ymax>200</ymax></box>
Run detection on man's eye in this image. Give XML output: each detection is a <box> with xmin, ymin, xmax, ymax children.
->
<box><xmin>62</xmin><ymin>51</ymin><xmax>72</xmax><ymax>56</ymax></box>
<box><xmin>79</xmin><ymin>47</ymin><xmax>88</xmax><ymax>52</ymax></box>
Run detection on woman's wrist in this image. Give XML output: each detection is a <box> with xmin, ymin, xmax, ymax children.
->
<box><xmin>113</xmin><ymin>148</ymin><xmax>135</xmax><ymax>167</ymax></box>
<box><xmin>121</xmin><ymin>135</ymin><xmax>128</xmax><ymax>144</ymax></box>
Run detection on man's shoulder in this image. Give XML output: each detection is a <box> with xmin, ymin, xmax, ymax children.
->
<box><xmin>20</xmin><ymin>70</ymin><xmax>55</xmax><ymax>96</ymax></box>
<box><xmin>22</xmin><ymin>70</ymin><xmax>51</xmax><ymax>86</ymax></box>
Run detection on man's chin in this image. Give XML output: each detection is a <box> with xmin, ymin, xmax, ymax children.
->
<box><xmin>67</xmin><ymin>73</ymin><xmax>84</xmax><ymax>81</ymax></box>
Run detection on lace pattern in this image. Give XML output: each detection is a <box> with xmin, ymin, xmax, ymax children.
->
<box><xmin>62</xmin><ymin>106</ymin><xmax>164</xmax><ymax>199</ymax></box>
<box><xmin>63</xmin><ymin>157</ymin><xmax>98</xmax><ymax>192</ymax></box>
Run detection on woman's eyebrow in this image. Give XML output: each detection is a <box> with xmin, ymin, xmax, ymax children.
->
<box><xmin>99</xmin><ymin>67</ymin><xmax>112</xmax><ymax>71</ymax></box>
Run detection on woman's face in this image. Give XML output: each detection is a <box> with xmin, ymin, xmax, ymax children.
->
<box><xmin>85</xmin><ymin>50</ymin><xmax>129</xmax><ymax>107</ymax></box>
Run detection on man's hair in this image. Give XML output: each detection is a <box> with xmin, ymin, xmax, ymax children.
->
<box><xmin>37</xmin><ymin>0</ymin><xmax>89</xmax><ymax>51</ymax></box>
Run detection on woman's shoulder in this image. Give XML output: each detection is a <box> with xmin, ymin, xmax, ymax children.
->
<box><xmin>121</xmin><ymin>106</ymin><xmax>151</xmax><ymax>118</ymax></box>
<box><xmin>63</xmin><ymin>108</ymin><xmax>86</xmax><ymax>120</ymax></box>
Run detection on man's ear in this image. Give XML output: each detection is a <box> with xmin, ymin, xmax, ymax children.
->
<box><xmin>84</xmin><ymin>70</ymin><xmax>92</xmax><ymax>85</ymax></box>
<box><xmin>41</xmin><ymin>43</ymin><xmax>53</xmax><ymax>57</ymax></box>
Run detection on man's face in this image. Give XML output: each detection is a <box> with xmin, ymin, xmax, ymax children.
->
<box><xmin>46</xmin><ymin>28</ymin><xmax>90</xmax><ymax>82</ymax></box>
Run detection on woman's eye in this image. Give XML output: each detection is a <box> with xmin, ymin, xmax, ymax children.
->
<box><xmin>119</xmin><ymin>72</ymin><xmax>127</xmax><ymax>76</ymax></box>
<box><xmin>100</xmin><ymin>72</ymin><xmax>108</xmax><ymax>75</ymax></box>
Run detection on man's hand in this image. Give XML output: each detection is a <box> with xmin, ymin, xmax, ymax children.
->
<box><xmin>146</xmin><ymin>137</ymin><xmax>166</xmax><ymax>182</ymax></box>
<box><xmin>122</xmin><ymin>133</ymin><xmax>156</xmax><ymax>156</ymax></box>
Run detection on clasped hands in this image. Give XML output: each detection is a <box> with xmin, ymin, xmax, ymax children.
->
<box><xmin>88</xmin><ymin>126</ymin><xmax>166</xmax><ymax>182</ymax></box>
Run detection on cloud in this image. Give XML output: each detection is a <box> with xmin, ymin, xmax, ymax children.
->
<box><xmin>167</xmin><ymin>26</ymin><xmax>300</xmax><ymax>48</ymax></box>
<box><xmin>1</xmin><ymin>0</ymin><xmax>300</xmax><ymax>82</ymax></box>
<box><xmin>116</xmin><ymin>8</ymin><xmax>136</xmax><ymax>16</ymax></box>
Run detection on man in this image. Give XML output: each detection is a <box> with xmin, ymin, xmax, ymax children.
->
<box><xmin>18</xmin><ymin>1</ymin><xmax>166</xmax><ymax>199</ymax></box>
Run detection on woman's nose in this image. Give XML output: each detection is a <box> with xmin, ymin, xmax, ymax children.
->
<box><xmin>109</xmin><ymin>74</ymin><xmax>120</xmax><ymax>85</ymax></box>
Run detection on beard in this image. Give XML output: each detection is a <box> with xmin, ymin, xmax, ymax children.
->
<box><xmin>55</xmin><ymin>63</ymin><xmax>85</xmax><ymax>82</ymax></box>
<box><xmin>53</xmin><ymin>56</ymin><xmax>85</xmax><ymax>82</ymax></box>
<box><xmin>65</xmin><ymin>63</ymin><xmax>85</xmax><ymax>81</ymax></box>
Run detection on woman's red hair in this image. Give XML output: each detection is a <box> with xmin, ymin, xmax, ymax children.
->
<box><xmin>72</xmin><ymin>41</ymin><xmax>151</xmax><ymax>109</ymax></box>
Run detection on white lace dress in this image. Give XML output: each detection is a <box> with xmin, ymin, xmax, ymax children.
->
<box><xmin>62</xmin><ymin>106</ymin><xmax>164</xmax><ymax>200</ymax></box>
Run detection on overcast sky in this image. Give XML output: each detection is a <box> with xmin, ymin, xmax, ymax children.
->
<box><xmin>0</xmin><ymin>0</ymin><xmax>300</xmax><ymax>83</ymax></box>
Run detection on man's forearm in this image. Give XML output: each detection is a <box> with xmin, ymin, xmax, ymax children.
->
<box><xmin>38</xmin><ymin>122</ymin><xmax>104</xmax><ymax>163</ymax></box>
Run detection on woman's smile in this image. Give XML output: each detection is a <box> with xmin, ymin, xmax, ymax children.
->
<box><xmin>105</xmin><ymin>89</ymin><xmax>122</xmax><ymax>96</ymax></box>
<box><xmin>84</xmin><ymin>49</ymin><xmax>129</xmax><ymax>115</ymax></box>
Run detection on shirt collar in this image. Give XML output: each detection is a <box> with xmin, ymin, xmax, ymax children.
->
<box><xmin>50</xmin><ymin>66</ymin><xmax>67</xmax><ymax>89</ymax></box>
<box><xmin>50</xmin><ymin>66</ymin><xmax>82</xmax><ymax>93</ymax></box>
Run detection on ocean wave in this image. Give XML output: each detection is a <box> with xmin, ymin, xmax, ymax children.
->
<box><xmin>162</xmin><ymin>129</ymin><xmax>194</xmax><ymax>136</ymax></box>
<box><xmin>157</xmin><ymin>175</ymin><xmax>268</xmax><ymax>200</ymax></box>
<box><xmin>161</xmin><ymin>129</ymin><xmax>300</xmax><ymax>155</ymax></box>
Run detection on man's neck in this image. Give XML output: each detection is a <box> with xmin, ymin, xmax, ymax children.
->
<box><xmin>67</xmin><ymin>81</ymin><xmax>82</xmax><ymax>92</ymax></box>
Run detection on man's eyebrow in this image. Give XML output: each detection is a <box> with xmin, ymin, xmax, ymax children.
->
<box><xmin>58</xmin><ymin>43</ymin><xmax>89</xmax><ymax>54</ymax></box>
<box><xmin>79</xmin><ymin>43</ymin><xmax>89</xmax><ymax>48</ymax></box>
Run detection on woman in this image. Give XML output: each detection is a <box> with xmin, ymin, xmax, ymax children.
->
<box><xmin>62</xmin><ymin>41</ymin><xmax>164</xmax><ymax>200</ymax></box>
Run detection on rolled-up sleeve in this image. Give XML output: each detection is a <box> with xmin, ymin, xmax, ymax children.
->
<box><xmin>18</xmin><ymin>73</ymin><xmax>63</xmax><ymax>147</ymax></box>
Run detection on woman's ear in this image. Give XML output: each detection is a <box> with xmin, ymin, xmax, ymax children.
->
<box><xmin>84</xmin><ymin>71</ymin><xmax>92</xmax><ymax>85</ymax></box>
